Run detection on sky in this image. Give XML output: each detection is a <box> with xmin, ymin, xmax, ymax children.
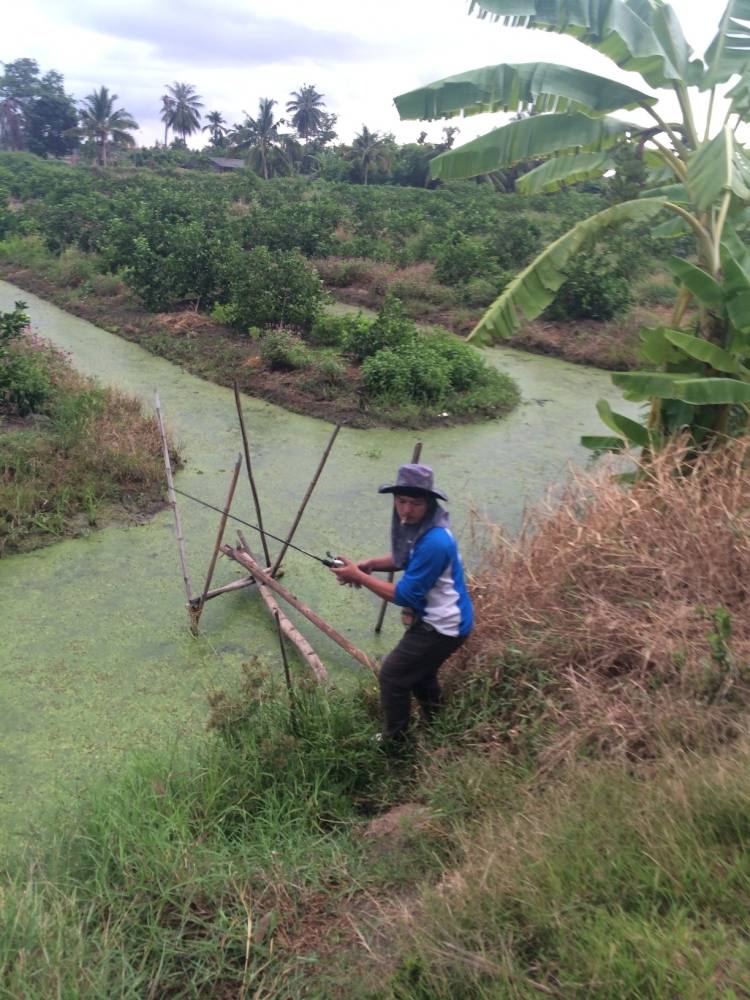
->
<box><xmin>3</xmin><ymin>1</ymin><xmax>731</xmax><ymax>149</ymax></box>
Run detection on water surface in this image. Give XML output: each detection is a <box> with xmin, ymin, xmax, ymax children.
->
<box><xmin>0</xmin><ymin>280</ymin><xmax>637</xmax><ymax>848</ymax></box>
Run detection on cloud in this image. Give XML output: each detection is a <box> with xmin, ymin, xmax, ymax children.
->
<box><xmin>43</xmin><ymin>0</ymin><xmax>372</xmax><ymax>68</ymax></box>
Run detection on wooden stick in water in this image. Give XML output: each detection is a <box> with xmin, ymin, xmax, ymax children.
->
<box><xmin>233</xmin><ymin>381</ymin><xmax>272</xmax><ymax>568</ymax></box>
<box><xmin>374</xmin><ymin>441</ymin><xmax>423</xmax><ymax>634</ymax></box>
<box><xmin>236</xmin><ymin>532</ymin><xmax>328</xmax><ymax>682</ymax></box>
<box><xmin>193</xmin><ymin>453</ymin><xmax>243</xmax><ymax>628</ymax></box>
<box><xmin>270</xmin><ymin>423</ymin><xmax>341</xmax><ymax>578</ymax></box>
<box><xmin>200</xmin><ymin>576</ymin><xmax>255</xmax><ymax>602</ymax></box>
<box><xmin>154</xmin><ymin>391</ymin><xmax>195</xmax><ymax>624</ymax></box>
<box><xmin>223</xmin><ymin>539</ymin><xmax>377</xmax><ymax>674</ymax></box>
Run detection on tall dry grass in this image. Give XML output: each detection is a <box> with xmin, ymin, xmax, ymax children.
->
<box><xmin>454</xmin><ymin>440</ymin><xmax>750</xmax><ymax>762</ymax></box>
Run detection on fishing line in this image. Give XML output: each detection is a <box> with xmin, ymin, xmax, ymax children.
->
<box><xmin>171</xmin><ymin>486</ymin><xmax>340</xmax><ymax>567</ymax></box>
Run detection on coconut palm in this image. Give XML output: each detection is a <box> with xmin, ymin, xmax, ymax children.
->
<box><xmin>159</xmin><ymin>93</ymin><xmax>175</xmax><ymax>147</ymax></box>
<box><xmin>165</xmin><ymin>81</ymin><xmax>203</xmax><ymax>144</ymax></box>
<box><xmin>230</xmin><ymin>98</ymin><xmax>297</xmax><ymax>179</ymax></box>
<box><xmin>349</xmin><ymin>126</ymin><xmax>393</xmax><ymax>185</ymax></box>
<box><xmin>76</xmin><ymin>86</ymin><xmax>138</xmax><ymax>166</ymax></box>
<box><xmin>202</xmin><ymin>110</ymin><xmax>228</xmax><ymax>148</ymax></box>
<box><xmin>395</xmin><ymin>0</ymin><xmax>750</xmax><ymax>449</ymax></box>
<box><xmin>286</xmin><ymin>84</ymin><xmax>326</xmax><ymax>141</ymax></box>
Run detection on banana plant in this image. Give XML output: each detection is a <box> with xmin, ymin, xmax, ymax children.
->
<box><xmin>394</xmin><ymin>0</ymin><xmax>750</xmax><ymax>448</ymax></box>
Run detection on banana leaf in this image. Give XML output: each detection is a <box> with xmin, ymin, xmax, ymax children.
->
<box><xmin>687</xmin><ymin>127</ymin><xmax>750</xmax><ymax>212</ymax></box>
<box><xmin>703</xmin><ymin>0</ymin><xmax>750</xmax><ymax>88</ymax></box>
<box><xmin>581</xmin><ymin>435</ymin><xmax>627</xmax><ymax>451</ymax></box>
<box><xmin>430</xmin><ymin>112</ymin><xmax>632</xmax><ymax>181</ymax></box>
<box><xmin>613</xmin><ymin>371</ymin><xmax>750</xmax><ymax>404</ymax></box>
<box><xmin>596</xmin><ymin>399</ymin><xmax>650</xmax><ymax>446</ymax></box>
<box><xmin>394</xmin><ymin>63</ymin><xmax>656</xmax><ymax>121</ymax></box>
<box><xmin>639</xmin><ymin>326</ymin><xmax>683</xmax><ymax>367</ymax></box>
<box><xmin>663</xmin><ymin>329</ymin><xmax>749</xmax><ymax>376</ymax></box>
<box><xmin>467</xmin><ymin>0</ymin><xmax>690</xmax><ymax>88</ymax></box>
<box><xmin>467</xmin><ymin>197</ymin><xmax>667</xmax><ymax>344</ymax></box>
<box><xmin>665</xmin><ymin>258</ymin><xmax>723</xmax><ymax>308</ymax></box>
<box><xmin>671</xmin><ymin>377</ymin><xmax>750</xmax><ymax>404</ymax></box>
<box><xmin>516</xmin><ymin>152</ymin><xmax>615</xmax><ymax>194</ymax></box>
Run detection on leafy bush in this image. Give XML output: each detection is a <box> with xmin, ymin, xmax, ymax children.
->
<box><xmin>343</xmin><ymin>295</ymin><xmax>416</xmax><ymax>362</ymax></box>
<box><xmin>433</xmin><ymin>233</ymin><xmax>486</xmax><ymax>285</ymax></box>
<box><xmin>426</xmin><ymin>332</ymin><xmax>495</xmax><ymax>392</ymax></box>
<box><xmin>259</xmin><ymin>328</ymin><xmax>312</xmax><ymax>370</ymax></box>
<box><xmin>0</xmin><ymin>301</ymin><xmax>29</xmax><ymax>344</ymax></box>
<box><xmin>548</xmin><ymin>251</ymin><xmax>633</xmax><ymax>321</ymax></box>
<box><xmin>0</xmin><ymin>348</ymin><xmax>52</xmax><ymax>416</ymax></box>
<box><xmin>486</xmin><ymin>216</ymin><xmax>542</xmax><ymax>271</ymax></box>
<box><xmin>308</xmin><ymin>310</ymin><xmax>371</xmax><ymax>348</ymax></box>
<box><xmin>460</xmin><ymin>275</ymin><xmax>508</xmax><ymax>309</ymax></box>
<box><xmin>225</xmin><ymin>247</ymin><xmax>323</xmax><ymax>333</ymax></box>
<box><xmin>361</xmin><ymin>340</ymin><xmax>452</xmax><ymax>405</ymax></box>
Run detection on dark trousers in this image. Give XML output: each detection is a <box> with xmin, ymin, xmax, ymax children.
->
<box><xmin>379</xmin><ymin>622</ymin><xmax>467</xmax><ymax>740</ymax></box>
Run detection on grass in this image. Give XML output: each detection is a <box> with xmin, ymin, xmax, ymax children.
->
<box><xmin>0</xmin><ymin>329</ymin><xmax>173</xmax><ymax>554</ymax></box>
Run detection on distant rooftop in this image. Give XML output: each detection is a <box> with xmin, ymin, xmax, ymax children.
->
<box><xmin>208</xmin><ymin>157</ymin><xmax>246</xmax><ymax>171</ymax></box>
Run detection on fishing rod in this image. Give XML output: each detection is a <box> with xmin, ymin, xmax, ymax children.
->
<box><xmin>171</xmin><ymin>486</ymin><xmax>344</xmax><ymax>568</ymax></box>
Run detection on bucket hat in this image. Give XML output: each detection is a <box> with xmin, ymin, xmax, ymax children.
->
<box><xmin>378</xmin><ymin>463</ymin><xmax>448</xmax><ymax>501</ymax></box>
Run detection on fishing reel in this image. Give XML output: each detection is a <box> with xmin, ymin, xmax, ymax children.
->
<box><xmin>323</xmin><ymin>551</ymin><xmax>345</xmax><ymax>568</ymax></box>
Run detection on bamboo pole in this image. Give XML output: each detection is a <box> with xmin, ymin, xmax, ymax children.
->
<box><xmin>222</xmin><ymin>540</ymin><xmax>377</xmax><ymax>674</ymax></box>
<box><xmin>154</xmin><ymin>391</ymin><xmax>195</xmax><ymax>624</ymax></box>
<box><xmin>270</xmin><ymin>424</ymin><xmax>341</xmax><ymax>578</ymax></box>
<box><xmin>374</xmin><ymin>441</ymin><xmax>423</xmax><ymax>633</ymax></box>
<box><xmin>200</xmin><ymin>576</ymin><xmax>256</xmax><ymax>602</ymax></box>
<box><xmin>233</xmin><ymin>381</ymin><xmax>272</xmax><ymax>567</ymax></box>
<box><xmin>236</xmin><ymin>533</ymin><xmax>328</xmax><ymax>682</ymax></box>
<box><xmin>274</xmin><ymin>609</ymin><xmax>299</xmax><ymax>733</ymax></box>
<box><xmin>192</xmin><ymin>453</ymin><xmax>243</xmax><ymax>628</ymax></box>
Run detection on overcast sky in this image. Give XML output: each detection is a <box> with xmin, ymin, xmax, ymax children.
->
<box><xmin>3</xmin><ymin>1</ymin><xmax>730</xmax><ymax>148</ymax></box>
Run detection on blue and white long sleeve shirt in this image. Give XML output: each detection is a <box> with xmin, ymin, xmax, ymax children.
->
<box><xmin>393</xmin><ymin>526</ymin><xmax>473</xmax><ymax>637</ymax></box>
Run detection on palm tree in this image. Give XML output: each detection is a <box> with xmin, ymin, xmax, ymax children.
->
<box><xmin>349</xmin><ymin>126</ymin><xmax>392</xmax><ymax>185</ymax></box>
<box><xmin>286</xmin><ymin>84</ymin><xmax>326</xmax><ymax>141</ymax></box>
<box><xmin>76</xmin><ymin>86</ymin><xmax>138</xmax><ymax>166</ymax></box>
<box><xmin>165</xmin><ymin>82</ymin><xmax>203</xmax><ymax>144</ymax></box>
<box><xmin>159</xmin><ymin>93</ymin><xmax>175</xmax><ymax>147</ymax></box>
<box><xmin>202</xmin><ymin>110</ymin><xmax>228</xmax><ymax>149</ymax></box>
<box><xmin>230</xmin><ymin>98</ymin><xmax>295</xmax><ymax>179</ymax></box>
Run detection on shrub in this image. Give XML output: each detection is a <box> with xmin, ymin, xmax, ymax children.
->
<box><xmin>48</xmin><ymin>247</ymin><xmax>101</xmax><ymax>288</ymax></box>
<box><xmin>460</xmin><ymin>275</ymin><xmax>508</xmax><ymax>309</ymax></box>
<box><xmin>307</xmin><ymin>311</ymin><xmax>370</xmax><ymax>348</ymax></box>
<box><xmin>433</xmin><ymin>233</ymin><xmax>486</xmax><ymax>286</ymax></box>
<box><xmin>259</xmin><ymin>328</ymin><xmax>312</xmax><ymax>371</ymax></box>
<box><xmin>0</xmin><ymin>347</ymin><xmax>52</xmax><ymax>416</ymax></box>
<box><xmin>486</xmin><ymin>216</ymin><xmax>542</xmax><ymax>270</ymax></box>
<box><xmin>427</xmin><ymin>332</ymin><xmax>495</xmax><ymax>392</ymax></box>
<box><xmin>548</xmin><ymin>253</ymin><xmax>633</xmax><ymax>321</ymax></box>
<box><xmin>225</xmin><ymin>247</ymin><xmax>323</xmax><ymax>333</ymax></box>
<box><xmin>343</xmin><ymin>295</ymin><xmax>416</xmax><ymax>363</ymax></box>
<box><xmin>361</xmin><ymin>340</ymin><xmax>452</xmax><ymax>406</ymax></box>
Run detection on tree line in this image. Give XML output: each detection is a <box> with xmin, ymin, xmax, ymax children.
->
<box><xmin>0</xmin><ymin>58</ymin><xmax>461</xmax><ymax>186</ymax></box>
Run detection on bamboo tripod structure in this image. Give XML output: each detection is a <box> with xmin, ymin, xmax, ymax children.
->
<box><xmin>155</xmin><ymin>390</ymin><xmax>372</xmax><ymax>684</ymax></box>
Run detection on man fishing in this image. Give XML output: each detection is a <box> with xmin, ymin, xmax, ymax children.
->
<box><xmin>330</xmin><ymin>464</ymin><xmax>473</xmax><ymax>743</ymax></box>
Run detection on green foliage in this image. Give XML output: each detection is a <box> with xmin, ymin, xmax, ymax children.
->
<box><xmin>259</xmin><ymin>327</ymin><xmax>312</xmax><ymax>370</ymax></box>
<box><xmin>433</xmin><ymin>233</ymin><xmax>486</xmax><ymax>285</ymax></box>
<box><xmin>0</xmin><ymin>348</ymin><xmax>52</xmax><ymax>416</ymax></box>
<box><xmin>299</xmin><ymin>350</ymin><xmax>350</xmax><ymax>398</ymax></box>
<box><xmin>343</xmin><ymin>295</ymin><xmax>416</xmax><ymax>362</ymax></box>
<box><xmin>362</xmin><ymin>340</ymin><xmax>453</xmax><ymax>405</ymax></box>
<box><xmin>307</xmin><ymin>310</ymin><xmax>369</xmax><ymax>347</ymax></box>
<box><xmin>0</xmin><ymin>300</ymin><xmax>29</xmax><ymax>343</ymax></box>
<box><xmin>547</xmin><ymin>249</ymin><xmax>633</xmax><ymax>321</ymax></box>
<box><xmin>225</xmin><ymin>246</ymin><xmax>323</xmax><ymax>332</ymax></box>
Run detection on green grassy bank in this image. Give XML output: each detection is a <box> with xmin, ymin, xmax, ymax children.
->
<box><xmin>0</xmin><ymin>301</ymin><xmax>175</xmax><ymax>554</ymax></box>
